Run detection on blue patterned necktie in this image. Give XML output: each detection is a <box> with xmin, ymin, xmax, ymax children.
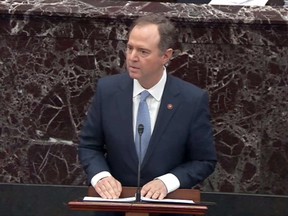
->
<box><xmin>135</xmin><ymin>90</ymin><xmax>151</xmax><ymax>163</ymax></box>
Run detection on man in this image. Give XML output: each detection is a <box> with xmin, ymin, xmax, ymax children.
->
<box><xmin>78</xmin><ymin>14</ymin><xmax>217</xmax><ymax>201</ymax></box>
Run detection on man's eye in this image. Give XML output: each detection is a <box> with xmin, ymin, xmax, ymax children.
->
<box><xmin>140</xmin><ymin>50</ymin><xmax>149</xmax><ymax>56</ymax></box>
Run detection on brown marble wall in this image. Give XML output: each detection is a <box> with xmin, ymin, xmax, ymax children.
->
<box><xmin>0</xmin><ymin>0</ymin><xmax>287</xmax><ymax>195</ymax></box>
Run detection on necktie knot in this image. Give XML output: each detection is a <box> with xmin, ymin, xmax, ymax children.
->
<box><xmin>140</xmin><ymin>90</ymin><xmax>150</xmax><ymax>102</ymax></box>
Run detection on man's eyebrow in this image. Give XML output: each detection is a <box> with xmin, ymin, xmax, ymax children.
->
<box><xmin>126</xmin><ymin>44</ymin><xmax>150</xmax><ymax>51</ymax></box>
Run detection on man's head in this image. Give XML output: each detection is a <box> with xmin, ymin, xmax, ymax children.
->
<box><xmin>128</xmin><ymin>14</ymin><xmax>177</xmax><ymax>54</ymax></box>
<box><xmin>126</xmin><ymin>14</ymin><xmax>177</xmax><ymax>89</ymax></box>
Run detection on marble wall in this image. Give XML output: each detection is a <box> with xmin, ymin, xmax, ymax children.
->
<box><xmin>0</xmin><ymin>0</ymin><xmax>287</xmax><ymax>195</ymax></box>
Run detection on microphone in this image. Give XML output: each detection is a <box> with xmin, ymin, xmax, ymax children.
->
<box><xmin>136</xmin><ymin>124</ymin><xmax>144</xmax><ymax>202</ymax></box>
<box><xmin>138</xmin><ymin>124</ymin><xmax>144</xmax><ymax>136</ymax></box>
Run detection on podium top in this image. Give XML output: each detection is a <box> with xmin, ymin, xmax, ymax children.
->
<box><xmin>68</xmin><ymin>200</ymin><xmax>208</xmax><ymax>215</ymax></box>
<box><xmin>69</xmin><ymin>187</ymin><xmax>207</xmax><ymax>215</ymax></box>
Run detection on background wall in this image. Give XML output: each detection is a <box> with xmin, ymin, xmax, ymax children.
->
<box><xmin>0</xmin><ymin>1</ymin><xmax>288</xmax><ymax>215</ymax></box>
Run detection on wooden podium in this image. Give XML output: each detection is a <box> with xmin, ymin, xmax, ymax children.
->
<box><xmin>68</xmin><ymin>187</ymin><xmax>208</xmax><ymax>216</ymax></box>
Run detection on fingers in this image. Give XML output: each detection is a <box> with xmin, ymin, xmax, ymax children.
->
<box><xmin>95</xmin><ymin>176</ymin><xmax>122</xmax><ymax>199</ymax></box>
<box><xmin>141</xmin><ymin>179</ymin><xmax>167</xmax><ymax>200</ymax></box>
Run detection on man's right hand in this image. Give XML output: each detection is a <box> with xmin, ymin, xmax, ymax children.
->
<box><xmin>94</xmin><ymin>176</ymin><xmax>122</xmax><ymax>199</ymax></box>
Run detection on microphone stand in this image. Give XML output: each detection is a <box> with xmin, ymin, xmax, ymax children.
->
<box><xmin>136</xmin><ymin>124</ymin><xmax>144</xmax><ymax>202</ymax></box>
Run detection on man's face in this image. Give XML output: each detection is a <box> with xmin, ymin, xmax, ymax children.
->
<box><xmin>126</xmin><ymin>24</ymin><xmax>171</xmax><ymax>88</ymax></box>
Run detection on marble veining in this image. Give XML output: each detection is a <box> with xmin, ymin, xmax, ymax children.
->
<box><xmin>0</xmin><ymin>0</ymin><xmax>287</xmax><ymax>195</ymax></box>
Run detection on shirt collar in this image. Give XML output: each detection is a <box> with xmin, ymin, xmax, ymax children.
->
<box><xmin>133</xmin><ymin>67</ymin><xmax>167</xmax><ymax>101</ymax></box>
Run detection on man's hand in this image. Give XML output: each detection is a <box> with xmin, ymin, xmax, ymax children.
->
<box><xmin>141</xmin><ymin>179</ymin><xmax>168</xmax><ymax>199</ymax></box>
<box><xmin>94</xmin><ymin>176</ymin><xmax>122</xmax><ymax>199</ymax></box>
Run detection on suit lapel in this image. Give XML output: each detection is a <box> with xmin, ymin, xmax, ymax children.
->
<box><xmin>142</xmin><ymin>75</ymin><xmax>181</xmax><ymax>167</ymax></box>
<box><xmin>115</xmin><ymin>74</ymin><xmax>139</xmax><ymax>164</ymax></box>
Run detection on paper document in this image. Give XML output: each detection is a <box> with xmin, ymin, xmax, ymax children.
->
<box><xmin>83</xmin><ymin>196</ymin><xmax>194</xmax><ymax>204</ymax></box>
<box><xmin>83</xmin><ymin>196</ymin><xmax>136</xmax><ymax>202</ymax></box>
<box><xmin>209</xmin><ymin>0</ymin><xmax>269</xmax><ymax>6</ymax></box>
<box><xmin>142</xmin><ymin>197</ymin><xmax>194</xmax><ymax>204</ymax></box>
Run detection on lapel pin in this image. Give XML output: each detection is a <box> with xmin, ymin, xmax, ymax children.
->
<box><xmin>167</xmin><ymin>104</ymin><xmax>173</xmax><ymax>110</ymax></box>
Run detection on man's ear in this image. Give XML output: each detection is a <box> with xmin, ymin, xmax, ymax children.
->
<box><xmin>162</xmin><ymin>48</ymin><xmax>174</xmax><ymax>65</ymax></box>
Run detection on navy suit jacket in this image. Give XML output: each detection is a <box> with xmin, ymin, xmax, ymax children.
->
<box><xmin>79</xmin><ymin>73</ymin><xmax>217</xmax><ymax>188</ymax></box>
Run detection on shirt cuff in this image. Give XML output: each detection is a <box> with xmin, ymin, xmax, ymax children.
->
<box><xmin>156</xmin><ymin>173</ymin><xmax>180</xmax><ymax>193</ymax></box>
<box><xmin>91</xmin><ymin>171</ymin><xmax>112</xmax><ymax>187</ymax></box>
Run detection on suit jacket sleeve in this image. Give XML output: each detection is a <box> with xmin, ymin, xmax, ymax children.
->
<box><xmin>173</xmin><ymin>90</ymin><xmax>217</xmax><ymax>188</ymax></box>
<box><xmin>78</xmin><ymin>79</ymin><xmax>110</xmax><ymax>184</ymax></box>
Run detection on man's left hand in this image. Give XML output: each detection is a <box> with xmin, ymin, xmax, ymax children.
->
<box><xmin>141</xmin><ymin>179</ymin><xmax>168</xmax><ymax>199</ymax></box>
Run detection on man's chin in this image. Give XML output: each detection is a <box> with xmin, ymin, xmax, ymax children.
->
<box><xmin>128</xmin><ymin>71</ymin><xmax>140</xmax><ymax>80</ymax></box>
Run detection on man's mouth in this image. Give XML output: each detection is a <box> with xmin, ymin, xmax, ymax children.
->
<box><xmin>129</xmin><ymin>65</ymin><xmax>140</xmax><ymax>71</ymax></box>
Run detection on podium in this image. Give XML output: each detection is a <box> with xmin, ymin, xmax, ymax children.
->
<box><xmin>68</xmin><ymin>187</ymin><xmax>208</xmax><ymax>216</ymax></box>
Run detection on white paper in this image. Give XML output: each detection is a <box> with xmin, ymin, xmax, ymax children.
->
<box><xmin>83</xmin><ymin>196</ymin><xmax>194</xmax><ymax>204</ymax></box>
<box><xmin>83</xmin><ymin>196</ymin><xmax>136</xmax><ymax>202</ymax></box>
<box><xmin>209</xmin><ymin>0</ymin><xmax>269</xmax><ymax>6</ymax></box>
<box><xmin>141</xmin><ymin>197</ymin><xmax>194</xmax><ymax>204</ymax></box>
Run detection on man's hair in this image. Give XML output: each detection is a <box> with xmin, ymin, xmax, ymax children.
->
<box><xmin>128</xmin><ymin>14</ymin><xmax>177</xmax><ymax>54</ymax></box>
